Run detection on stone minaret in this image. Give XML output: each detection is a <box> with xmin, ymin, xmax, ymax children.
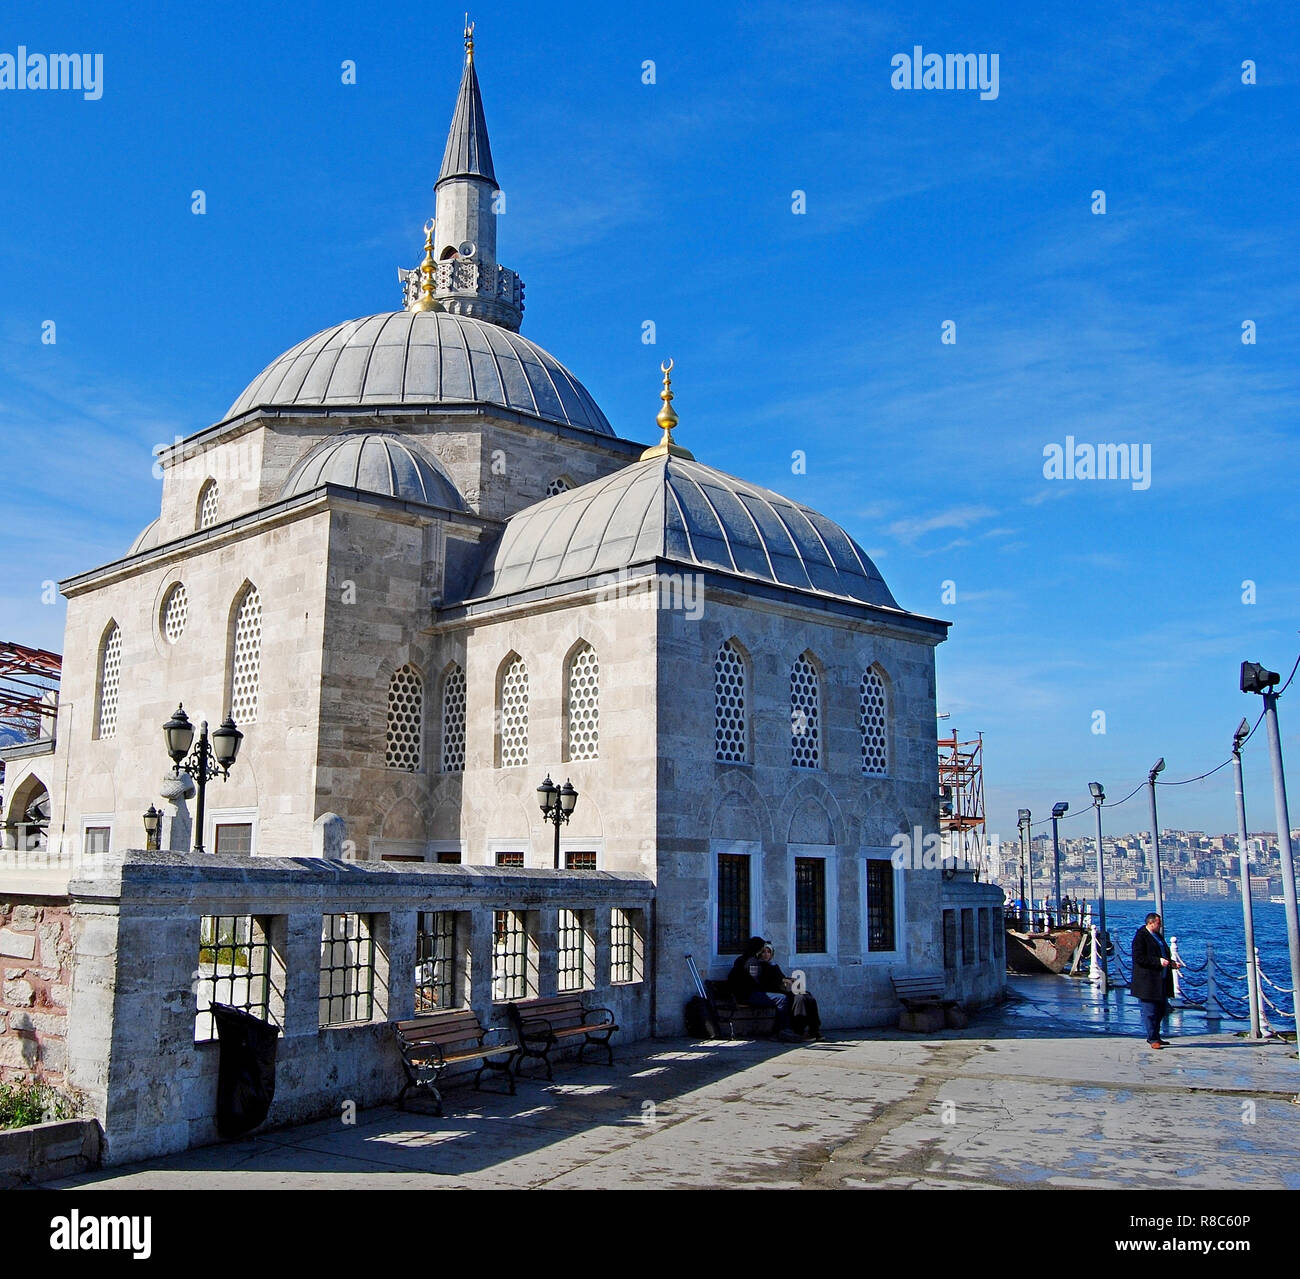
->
<box><xmin>405</xmin><ymin>21</ymin><xmax>525</xmax><ymax>330</ymax></box>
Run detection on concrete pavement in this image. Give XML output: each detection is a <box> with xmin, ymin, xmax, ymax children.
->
<box><xmin>42</xmin><ymin>977</ymin><xmax>1300</xmax><ymax>1190</ymax></box>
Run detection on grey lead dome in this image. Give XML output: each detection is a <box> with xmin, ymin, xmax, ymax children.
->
<box><xmin>280</xmin><ymin>432</ymin><xmax>467</xmax><ymax>509</ymax></box>
<box><xmin>224</xmin><ymin>310</ymin><xmax>614</xmax><ymax>435</ymax></box>
<box><xmin>472</xmin><ymin>454</ymin><xmax>899</xmax><ymax>608</ymax></box>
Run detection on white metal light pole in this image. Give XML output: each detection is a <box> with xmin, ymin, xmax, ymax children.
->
<box><xmin>1231</xmin><ymin>718</ymin><xmax>1263</xmax><ymax>1039</ymax></box>
<box><xmin>1241</xmin><ymin>661</ymin><xmax>1300</xmax><ymax>1066</ymax></box>
<box><xmin>1089</xmin><ymin>782</ymin><xmax>1108</xmax><ymax>989</ymax></box>
<box><xmin>1147</xmin><ymin>758</ymin><xmax>1166</xmax><ymax>925</ymax></box>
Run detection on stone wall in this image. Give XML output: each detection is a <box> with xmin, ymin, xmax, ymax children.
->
<box><xmin>66</xmin><ymin>851</ymin><xmax>654</xmax><ymax>1166</ymax></box>
<box><xmin>0</xmin><ymin>899</ymin><xmax>73</xmax><ymax>1082</ymax></box>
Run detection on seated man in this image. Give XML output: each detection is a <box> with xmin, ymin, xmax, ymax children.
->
<box><xmin>728</xmin><ymin>936</ymin><xmax>800</xmax><ymax>1042</ymax></box>
<box><xmin>757</xmin><ymin>943</ymin><xmax>821</xmax><ymax>1040</ymax></box>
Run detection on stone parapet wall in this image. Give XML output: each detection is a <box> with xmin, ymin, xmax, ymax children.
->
<box><xmin>66</xmin><ymin>850</ymin><xmax>654</xmax><ymax>1166</ymax></box>
<box><xmin>0</xmin><ymin>899</ymin><xmax>73</xmax><ymax>1081</ymax></box>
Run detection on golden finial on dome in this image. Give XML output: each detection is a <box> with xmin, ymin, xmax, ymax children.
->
<box><xmin>640</xmin><ymin>358</ymin><xmax>695</xmax><ymax>461</ymax></box>
<box><xmin>410</xmin><ymin>218</ymin><xmax>441</xmax><ymax>313</ymax></box>
<box><xmin>464</xmin><ymin>14</ymin><xmax>475</xmax><ymax>64</ymax></box>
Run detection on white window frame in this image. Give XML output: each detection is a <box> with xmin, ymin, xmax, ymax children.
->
<box><xmin>859</xmin><ymin>846</ymin><xmax>905</xmax><ymax>963</ymax></box>
<box><xmin>788</xmin><ymin>843</ymin><xmax>837</xmax><ymax>964</ymax></box>
<box><xmin>81</xmin><ymin>813</ymin><xmax>114</xmax><ymax>857</ymax></box>
<box><xmin>708</xmin><ymin>838</ymin><xmax>762</xmax><ymax>966</ymax></box>
<box><xmin>208</xmin><ymin>806</ymin><xmax>259</xmax><ymax>857</ymax></box>
<box><xmin>488</xmin><ymin>837</ymin><xmax>530</xmax><ymax>868</ymax></box>
<box><xmin>559</xmin><ymin>838</ymin><xmax>604</xmax><ymax>871</ymax></box>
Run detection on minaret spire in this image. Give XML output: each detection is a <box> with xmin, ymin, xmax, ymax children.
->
<box><xmin>641</xmin><ymin>360</ymin><xmax>695</xmax><ymax>461</ymax></box>
<box><xmin>401</xmin><ymin>19</ymin><xmax>524</xmax><ymax>328</ymax></box>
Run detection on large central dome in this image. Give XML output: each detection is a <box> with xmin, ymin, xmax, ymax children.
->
<box><xmin>224</xmin><ymin>310</ymin><xmax>613</xmax><ymax>435</ymax></box>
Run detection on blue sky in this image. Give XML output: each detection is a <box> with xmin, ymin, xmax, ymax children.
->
<box><xmin>1</xmin><ymin>1</ymin><xmax>1297</xmax><ymax>843</ymax></box>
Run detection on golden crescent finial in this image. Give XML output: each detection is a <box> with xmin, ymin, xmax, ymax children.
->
<box><xmin>640</xmin><ymin>357</ymin><xmax>694</xmax><ymax>461</ymax></box>
<box><xmin>410</xmin><ymin>218</ymin><xmax>440</xmax><ymax>312</ymax></box>
<box><xmin>464</xmin><ymin>15</ymin><xmax>475</xmax><ymax>63</ymax></box>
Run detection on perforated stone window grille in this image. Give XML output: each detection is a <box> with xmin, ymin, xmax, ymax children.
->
<box><xmin>860</xmin><ymin>667</ymin><xmax>888</xmax><ymax>776</ymax></box>
<box><xmin>566</xmin><ymin>644</ymin><xmax>599</xmax><ymax>761</ymax></box>
<box><xmin>319</xmin><ymin>913</ymin><xmax>374</xmax><ymax>1025</ymax></box>
<box><xmin>161</xmin><ymin>583</ymin><xmax>189</xmax><ymax>644</ymax></box>
<box><xmin>545</xmin><ymin>477</ymin><xmax>572</xmax><ymax>497</ymax></box>
<box><xmin>229</xmin><ymin>587</ymin><xmax>262</xmax><ymax>724</ymax></box>
<box><xmin>198</xmin><ymin>479</ymin><xmax>219</xmax><ymax>530</ymax></box>
<box><xmin>195</xmin><ymin>915</ymin><xmax>271</xmax><ymax>1043</ymax></box>
<box><xmin>441</xmin><ymin>665</ymin><xmax>466</xmax><ymax>772</ymax></box>
<box><xmin>498</xmin><ymin>655</ymin><xmax>529</xmax><ymax>768</ymax></box>
<box><xmin>714</xmin><ymin>641</ymin><xmax>747</xmax><ymax>763</ymax></box>
<box><xmin>96</xmin><ymin>624</ymin><xmax>122</xmax><ymax>739</ymax></box>
<box><xmin>384</xmin><ymin>665</ymin><xmax>424</xmax><ymax>771</ymax></box>
<box><xmin>790</xmin><ymin>653</ymin><xmax>820</xmax><ymax>768</ymax></box>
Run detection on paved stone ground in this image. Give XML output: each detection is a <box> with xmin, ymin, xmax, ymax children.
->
<box><xmin>44</xmin><ymin>978</ymin><xmax>1300</xmax><ymax>1190</ymax></box>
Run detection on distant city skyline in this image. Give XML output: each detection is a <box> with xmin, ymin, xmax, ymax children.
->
<box><xmin>1</xmin><ymin>3</ymin><xmax>1296</xmax><ymax>840</ymax></box>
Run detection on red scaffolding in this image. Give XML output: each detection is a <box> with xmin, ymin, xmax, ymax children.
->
<box><xmin>938</xmin><ymin>731</ymin><xmax>987</xmax><ymax>875</ymax></box>
<box><xmin>0</xmin><ymin>640</ymin><xmax>62</xmax><ymax>740</ymax></box>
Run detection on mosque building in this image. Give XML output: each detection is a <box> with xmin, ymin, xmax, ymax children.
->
<box><xmin>0</xmin><ymin>26</ymin><xmax>1003</xmax><ymax>1106</ymax></box>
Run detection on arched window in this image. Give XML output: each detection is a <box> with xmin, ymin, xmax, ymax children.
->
<box><xmin>197</xmin><ymin>479</ymin><xmax>219</xmax><ymax>530</ymax></box>
<box><xmin>161</xmin><ymin>582</ymin><xmax>189</xmax><ymax>644</ymax></box>
<box><xmin>546</xmin><ymin>476</ymin><xmax>573</xmax><ymax>498</ymax></box>
<box><xmin>714</xmin><ymin>640</ymin><xmax>748</xmax><ymax>763</ymax></box>
<box><xmin>497</xmin><ymin>654</ymin><xmax>529</xmax><ymax>768</ymax></box>
<box><xmin>441</xmin><ymin>664</ymin><xmax>466</xmax><ymax>773</ymax></box>
<box><xmin>229</xmin><ymin>585</ymin><xmax>262</xmax><ymax>725</ymax></box>
<box><xmin>565</xmin><ymin>643</ymin><xmax>599</xmax><ymax>761</ymax></box>
<box><xmin>860</xmin><ymin>666</ymin><xmax>889</xmax><ymax>776</ymax></box>
<box><xmin>790</xmin><ymin>652</ymin><xmax>821</xmax><ymax>769</ymax></box>
<box><xmin>385</xmin><ymin>665</ymin><xmax>424</xmax><ymax>771</ymax></box>
<box><xmin>95</xmin><ymin>623</ymin><xmax>122</xmax><ymax>740</ymax></box>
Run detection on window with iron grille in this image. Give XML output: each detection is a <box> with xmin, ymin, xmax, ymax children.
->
<box><xmin>436</xmin><ymin>849</ymin><xmax>462</xmax><ymax>864</ymax></box>
<box><xmin>978</xmin><ymin>908</ymin><xmax>991</xmax><ymax>962</ymax></box>
<box><xmin>492</xmin><ymin>909</ymin><xmax>528</xmax><ymax>1001</ymax></box>
<box><xmin>716</xmin><ymin>853</ymin><xmax>750</xmax><ymax>954</ymax></box>
<box><xmin>961</xmin><ymin>908</ymin><xmax>975</xmax><ymax>966</ymax></box>
<box><xmin>942</xmin><ymin>909</ymin><xmax>957</xmax><ymax>971</ymax></box>
<box><xmin>497</xmin><ymin>654</ymin><xmax>529</xmax><ymax>767</ymax></box>
<box><xmin>319</xmin><ymin>913</ymin><xmax>374</xmax><ymax>1025</ymax></box>
<box><xmin>565</xmin><ymin>643</ymin><xmax>599</xmax><ymax>761</ymax></box>
<box><xmin>441</xmin><ymin>663</ymin><xmax>466</xmax><ymax>772</ymax></box>
<box><xmin>95</xmin><ymin>623</ymin><xmax>122</xmax><ymax>739</ymax></box>
<box><xmin>495</xmin><ymin>850</ymin><xmax>524</xmax><ymax>867</ymax></box>
<box><xmin>714</xmin><ymin>640</ymin><xmax>748</xmax><ymax>762</ymax></box>
<box><xmin>214</xmin><ymin>823</ymin><xmax>252</xmax><ymax>855</ymax></box>
<box><xmin>794</xmin><ymin>857</ymin><xmax>827</xmax><ymax>953</ymax></box>
<box><xmin>859</xmin><ymin>666</ymin><xmax>889</xmax><ymax>776</ymax></box>
<box><xmin>557</xmin><ymin>909</ymin><xmax>594</xmax><ymax>992</ymax></box>
<box><xmin>866</xmin><ymin>857</ymin><xmax>896</xmax><ymax>952</ymax></box>
<box><xmin>415</xmin><ymin>911</ymin><xmax>459</xmax><ymax>1011</ymax></box>
<box><xmin>196</xmin><ymin>915</ymin><xmax>271</xmax><ymax>1042</ymax></box>
<box><xmin>385</xmin><ymin>665</ymin><xmax>424</xmax><ymax>771</ymax></box>
<box><xmin>564</xmin><ymin>850</ymin><xmax>597</xmax><ymax>870</ymax></box>
<box><xmin>611</xmin><ymin>907</ymin><xmax>644</xmax><ymax>984</ymax></box>
<box><xmin>790</xmin><ymin>652</ymin><xmax>820</xmax><ymax>768</ymax></box>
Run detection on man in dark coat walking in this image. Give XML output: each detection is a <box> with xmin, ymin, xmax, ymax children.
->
<box><xmin>1131</xmin><ymin>913</ymin><xmax>1179</xmax><ymax>1049</ymax></box>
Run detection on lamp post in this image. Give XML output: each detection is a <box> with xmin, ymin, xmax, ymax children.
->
<box><xmin>142</xmin><ymin>804</ymin><xmax>163</xmax><ymax>852</ymax></box>
<box><xmin>163</xmin><ymin>704</ymin><xmax>242</xmax><ymax>855</ymax></box>
<box><xmin>1241</xmin><ymin>661</ymin><xmax>1300</xmax><ymax>1065</ymax></box>
<box><xmin>1089</xmin><ymin>781</ymin><xmax>1108</xmax><ymax>986</ymax></box>
<box><xmin>1051</xmin><ymin>802</ymin><xmax>1068</xmax><ymax>922</ymax></box>
<box><xmin>1147</xmin><ymin>757</ymin><xmax>1166</xmax><ymax>925</ymax></box>
<box><xmin>537</xmin><ymin>774</ymin><xmax>578</xmax><ymax>869</ymax></box>
<box><xmin>1231</xmin><ymin>717</ymin><xmax>1263</xmax><ymax>1039</ymax></box>
<box><xmin>1017</xmin><ymin>809</ymin><xmax>1030</xmax><ymax>928</ymax></box>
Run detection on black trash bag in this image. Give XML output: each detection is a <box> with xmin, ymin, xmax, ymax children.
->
<box><xmin>211</xmin><ymin>1002</ymin><xmax>280</xmax><ymax>1138</ymax></box>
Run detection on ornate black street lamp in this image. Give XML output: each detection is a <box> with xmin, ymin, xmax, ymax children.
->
<box><xmin>537</xmin><ymin>774</ymin><xmax>578</xmax><ymax>869</ymax></box>
<box><xmin>142</xmin><ymin>804</ymin><xmax>163</xmax><ymax>851</ymax></box>
<box><xmin>163</xmin><ymin>704</ymin><xmax>243</xmax><ymax>855</ymax></box>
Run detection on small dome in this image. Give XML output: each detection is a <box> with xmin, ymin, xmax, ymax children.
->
<box><xmin>471</xmin><ymin>455</ymin><xmax>898</xmax><ymax>608</ymax></box>
<box><xmin>128</xmin><ymin>518</ymin><xmax>162</xmax><ymax>555</ymax></box>
<box><xmin>281</xmin><ymin>432</ymin><xmax>467</xmax><ymax>509</ymax></box>
<box><xmin>225</xmin><ymin>311</ymin><xmax>613</xmax><ymax>435</ymax></box>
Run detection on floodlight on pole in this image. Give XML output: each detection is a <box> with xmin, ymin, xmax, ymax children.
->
<box><xmin>1231</xmin><ymin>716</ymin><xmax>1263</xmax><ymax>1038</ymax></box>
<box><xmin>1147</xmin><ymin>756</ymin><xmax>1167</xmax><ymax>926</ymax></box>
<box><xmin>1089</xmin><ymin>782</ymin><xmax>1108</xmax><ymax>986</ymax></box>
<box><xmin>1050</xmin><ymin>802</ymin><xmax>1068</xmax><ymax>919</ymax></box>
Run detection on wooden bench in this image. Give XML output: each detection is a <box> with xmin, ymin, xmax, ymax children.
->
<box><xmin>505</xmin><ymin>996</ymin><xmax>618</xmax><ymax>1079</ymax></box>
<box><xmin>891</xmin><ymin>972</ymin><xmax>966</xmax><ymax>1032</ymax></box>
<box><xmin>394</xmin><ymin>1010</ymin><xmax>519</xmax><ymax>1115</ymax></box>
<box><xmin>705</xmin><ymin>980</ymin><xmax>777</xmax><ymax>1039</ymax></box>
